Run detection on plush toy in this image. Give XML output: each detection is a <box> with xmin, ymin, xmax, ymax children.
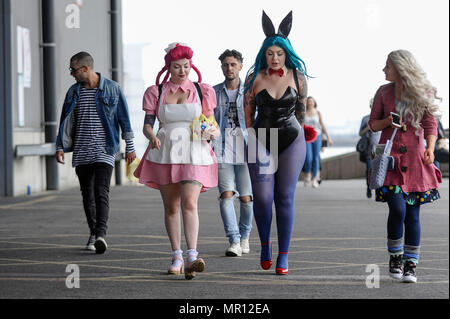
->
<box><xmin>190</xmin><ymin>114</ymin><xmax>219</xmax><ymax>140</ymax></box>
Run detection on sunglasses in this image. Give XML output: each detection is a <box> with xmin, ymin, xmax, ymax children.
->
<box><xmin>69</xmin><ymin>65</ymin><xmax>86</xmax><ymax>73</ymax></box>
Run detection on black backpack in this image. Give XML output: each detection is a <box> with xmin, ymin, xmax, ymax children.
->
<box><xmin>356</xmin><ymin>135</ymin><xmax>369</xmax><ymax>163</ymax></box>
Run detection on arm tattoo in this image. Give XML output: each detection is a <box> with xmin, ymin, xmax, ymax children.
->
<box><xmin>144</xmin><ymin>114</ymin><xmax>156</xmax><ymax>127</ymax></box>
<box><xmin>295</xmin><ymin>71</ymin><xmax>307</xmax><ymax>125</ymax></box>
<box><xmin>244</xmin><ymin>74</ymin><xmax>257</xmax><ymax>127</ymax></box>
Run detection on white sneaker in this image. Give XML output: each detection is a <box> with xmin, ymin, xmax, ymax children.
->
<box><xmin>241</xmin><ymin>238</ymin><xmax>250</xmax><ymax>254</ymax></box>
<box><xmin>402</xmin><ymin>261</ymin><xmax>417</xmax><ymax>283</ymax></box>
<box><xmin>225</xmin><ymin>242</ymin><xmax>242</xmax><ymax>257</ymax></box>
<box><xmin>304</xmin><ymin>173</ymin><xmax>312</xmax><ymax>187</ymax></box>
<box><xmin>85</xmin><ymin>235</ymin><xmax>96</xmax><ymax>251</ymax></box>
<box><xmin>312</xmin><ymin>180</ymin><xmax>320</xmax><ymax>188</ymax></box>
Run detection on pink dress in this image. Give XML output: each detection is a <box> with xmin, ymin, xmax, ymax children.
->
<box><xmin>134</xmin><ymin>80</ymin><xmax>218</xmax><ymax>192</ymax></box>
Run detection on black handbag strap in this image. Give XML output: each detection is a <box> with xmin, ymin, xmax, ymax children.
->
<box><xmin>193</xmin><ymin>82</ymin><xmax>203</xmax><ymax>104</ymax></box>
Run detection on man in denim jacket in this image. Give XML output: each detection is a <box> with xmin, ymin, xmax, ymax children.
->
<box><xmin>56</xmin><ymin>52</ymin><xmax>135</xmax><ymax>254</ymax></box>
<box><xmin>212</xmin><ymin>50</ymin><xmax>253</xmax><ymax>257</ymax></box>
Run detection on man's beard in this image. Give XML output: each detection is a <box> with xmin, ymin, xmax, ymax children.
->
<box><xmin>75</xmin><ymin>77</ymin><xmax>87</xmax><ymax>84</ymax></box>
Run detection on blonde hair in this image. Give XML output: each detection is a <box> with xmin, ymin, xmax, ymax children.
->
<box><xmin>388</xmin><ymin>50</ymin><xmax>441</xmax><ymax>135</ymax></box>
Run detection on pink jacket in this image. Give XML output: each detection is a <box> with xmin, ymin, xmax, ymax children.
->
<box><xmin>369</xmin><ymin>83</ymin><xmax>442</xmax><ymax>193</ymax></box>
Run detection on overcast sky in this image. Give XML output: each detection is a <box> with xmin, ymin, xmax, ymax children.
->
<box><xmin>122</xmin><ymin>0</ymin><xmax>449</xmax><ymax>133</ymax></box>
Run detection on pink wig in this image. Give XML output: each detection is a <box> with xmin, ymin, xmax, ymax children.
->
<box><xmin>156</xmin><ymin>43</ymin><xmax>202</xmax><ymax>85</ymax></box>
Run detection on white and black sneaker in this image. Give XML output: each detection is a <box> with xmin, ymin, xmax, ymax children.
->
<box><xmin>225</xmin><ymin>242</ymin><xmax>242</xmax><ymax>257</ymax></box>
<box><xmin>85</xmin><ymin>235</ymin><xmax>96</xmax><ymax>251</ymax></box>
<box><xmin>94</xmin><ymin>237</ymin><xmax>108</xmax><ymax>254</ymax></box>
<box><xmin>402</xmin><ymin>261</ymin><xmax>417</xmax><ymax>283</ymax></box>
<box><xmin>389</xmin><ymin>255</ymin><xmax>403</xmax><ymax>279</ymax></box>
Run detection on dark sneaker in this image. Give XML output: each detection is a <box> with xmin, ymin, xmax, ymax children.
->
<box><xmin>94</xmin><ymin>237</ymin><xmax>107</xmax><ymax>254</ymax></box>
<box><xmin>389</xmin><ymin>255</ymin><xmax>403</xmax><ymax>279</ymax></box>
<box><xmin>402</xmin><ymin>261</ymin><xmax>417</xmax><ymax>283</ymax></box>
<box><xmin>85</xmin><ymin>235</ymin><xmax>96</xmax><ymax>251</ymax></box>
<box><xmin>366</xmin><ymin>187</ymin><xmax>372</xmax><ymax>198</ymax></box>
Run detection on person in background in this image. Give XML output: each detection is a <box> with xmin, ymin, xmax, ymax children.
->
<box><xmin>433</xmin><ymin>119</ymin><xmax>448</xmax><ymax>169</ymax></box>
<box><xmin>134</xmin><ymin>43</ymin><xmax>219</xmax><ymax>280</ymax></box>
<box><xmin>369</xmin><ymin>49</ymin><xmax>442</xmax><ymax>283</ymax></box>
<box><xmin>359</xmin><ymin>98</ymin><xmax>381</xmax><ymax>198</ymax></box>
<box><xmin>303</xmin><ymin>96</ymin><xmax>333</xmax><ymax>188</ymax></box>
<box><xmin>56</xmin><ymin>51</ymin><xmax>136</xmax><ymax>254</ymax></box>
<box><xmin>213</xmin><ymin>49</ymin><xmax>253</xmax><ymax>257</ymax></box>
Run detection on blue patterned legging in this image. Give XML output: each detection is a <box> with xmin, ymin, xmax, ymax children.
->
<box><xmin>386</xmin><ymin>192</ymin><xmax>421</xmax><ymax>262</ymax></box>
<box><xmin>247</xmin><ymin>132</ymin><xmax>306</xmax><ymax>269</ymax></box>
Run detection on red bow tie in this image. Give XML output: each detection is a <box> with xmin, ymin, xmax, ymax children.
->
<box><xmin>268</xmin><ymin>68</ymin><xmax>284</xmax><ymax>77</ymax></box>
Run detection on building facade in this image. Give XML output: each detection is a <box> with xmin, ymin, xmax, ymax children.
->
<box><xmin>0</xmin><ymin>0</ymin><xmax>126</xmax><ymax>197</ymax></box>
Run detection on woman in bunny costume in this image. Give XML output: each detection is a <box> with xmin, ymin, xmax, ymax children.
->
<box><xmin>244</xmin><ymin>11</ymin><xmax>310</xmax><ymax>275</ymax></box>
<box><xmin>134</xmin><ymin>43</ymin><xmax>219</xmax><ymax>280</ymax></box>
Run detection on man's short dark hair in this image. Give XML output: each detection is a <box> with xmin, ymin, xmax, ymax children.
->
<box><xmin>70</xmin><ymin>51</ymin><xmax>94</xmax><ymax>68</ymax></box>
<box><xmin>218</xmin><ymin>49</ymin><xmax>243</xmax><ymax>63</ymax></box>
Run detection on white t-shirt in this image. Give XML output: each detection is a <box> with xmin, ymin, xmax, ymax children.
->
<box><xmin>223</xmin><ymin>89</ymin><xmax>245</xmax><ymax>164</ymax></box>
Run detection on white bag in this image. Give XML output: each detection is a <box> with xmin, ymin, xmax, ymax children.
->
<box><xmin>368</xmin><ymin>128</ymin><xmax>397</xmax><ymax>190</ymax></box>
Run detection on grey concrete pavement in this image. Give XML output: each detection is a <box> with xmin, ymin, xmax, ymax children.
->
<box><xmin>0</xmin><ymin>179</ymin><xmax>448</xmax><ymax>300</ymax></box>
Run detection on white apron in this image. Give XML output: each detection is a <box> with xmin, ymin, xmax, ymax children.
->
<box><xmin>146</xmin><ymin>93</ymin><xmax>214</xmax><ymax>165</ymax></box>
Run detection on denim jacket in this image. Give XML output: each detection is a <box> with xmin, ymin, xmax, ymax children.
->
<box><xmin>56</xmin><ymin>73</ymin><xmax>134</xmax><ymax>155</ymax></box>
<box><xmin>212</xmin><ymin>80</ymin><xmax>248</xmax><ymax>158</ymax></box>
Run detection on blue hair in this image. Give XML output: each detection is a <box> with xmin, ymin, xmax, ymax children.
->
<box><xmin>245</xmin><ymin>36</ymin><xmax>310</xmax><ymax>93</ymax></box>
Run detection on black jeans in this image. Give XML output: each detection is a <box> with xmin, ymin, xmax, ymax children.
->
<box><xmin>75</xmin><ymin>163</ymin><xmax>114</xmax><ymax>238</ymax></box>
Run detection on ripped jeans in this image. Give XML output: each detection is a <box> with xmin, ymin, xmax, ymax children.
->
<box><xmin>218</xmin><ymin>163</ymin><xmax>253</xmax><ymax>244</ymax></box>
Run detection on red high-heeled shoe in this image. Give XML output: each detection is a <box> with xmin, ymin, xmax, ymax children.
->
<box><xmin>275</xmin><ymin>268</ymin><xmax>289</xmax><ymax>275</ymax></box>
<box><xmin>260</xmin><ymin>241</ymin><xmax>273</xmax><ymax>270</ymax></box>
<box><xmin>276</xmin><ymin>252</ymin><xmax>288</xmax><ymax>275</ymax></box>
<box><xmin>261</xmin><ymin>260</ymin><xmax>273</xmax><ymax>270</ymax></box>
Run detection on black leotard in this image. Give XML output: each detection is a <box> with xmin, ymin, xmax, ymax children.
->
<box><xmin>253</xmin><ymin>86</ymin><xmax>301</xmax><ymax>154</ymax></box>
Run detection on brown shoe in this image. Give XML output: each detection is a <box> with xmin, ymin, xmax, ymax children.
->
<box><xmin>185</xmin><ymin>258</ymin><xmax>205</xmax><ymax>280</ymax></box>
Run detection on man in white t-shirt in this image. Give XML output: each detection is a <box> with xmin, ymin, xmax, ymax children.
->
<box><xmin>213</xmin><ymin>50</ymin><xmax>253</xmax><ymax>257</ymax></box>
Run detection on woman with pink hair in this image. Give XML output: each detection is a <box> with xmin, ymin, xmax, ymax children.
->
<box><xmin>134</xmin><ymin>43</ymin><xmax>219</xmax><ymax>280</ymax></box>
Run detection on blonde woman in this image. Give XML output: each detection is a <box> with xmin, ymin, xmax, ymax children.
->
<box><xmin>369</xmin><ymin>50</ymin><xmax>442</xmax><ymax>283</ymax></box>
